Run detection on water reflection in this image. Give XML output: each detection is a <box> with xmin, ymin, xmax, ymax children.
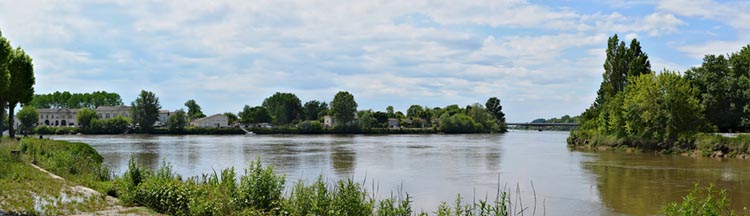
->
<box><xmin>582</xmin><ymin>151</ymin><xmax>750</xmax><ymax>215</ymax></box>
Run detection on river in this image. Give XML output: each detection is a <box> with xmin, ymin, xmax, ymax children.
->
<box><xmin>53</xmin><ymin>131</ymin><xmax>750</xmax><ymax>215</ymax></box>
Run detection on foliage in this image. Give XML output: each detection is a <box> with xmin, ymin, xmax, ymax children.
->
<box><xmin>623</xmin><ymin>72</ymin><xmax>710</xmax><ymax>144</ymax></box>
<box><xmin>76</xmin><ymin>108</ymin><xmax>99</xmax><ymax>130</ymax></box>
<box><xmin>694</xmin><ymin>134</ymin><xmax>750</xmax><ymax>157</ymax></box>
<box><xmin>0</xmin><ymin>33</ymin><xmax>11</xmax><ymax>134</ymax></box>
<box><xmin>115</xmin><ymin>155</ymin><xmax>531</xmax><ymax>216</ymax></box>
<box><xmin>184</xmin><ymin>99</ymin><xmax>206</xmax><ymax>121</ymax></box>
<box><xmin>262</xmin><ymin>92</ymin><xmax>302</xmax><ymax>125</ymax></box>
<box><xmin>131</xmin><ymin>90</ymin><xmax>161</xmax><ymax>132</ymax></box>
<box><xmin>224</xmin><ymin>112</ymin><xmax>239</xmax><ymax>125</ymax></box>
<box><xmin>168</xmin><ymin>109</ymin><xmax>187</xmax><ymax>131</ymax></box>
<box><xmin>239</xmin><ymin>105</ymin><xmax>272</xmax><ymax>125</ymax></box>
<box><xmin>685</xmin><ymin>45</ymin><xmax>750</xmax><ymax>132</ymax></box>
<box><xmin>16</xmin><ymin>105</ymin><xmax>39</xmax><ymax>134</ymax></box>
<box><xmin>485</xmin><ymin>97</ymin><xmax>507</xmax><ymax>131</ymax></box>
<box><xmin>330</xmin><ymin>91</ymin><xmax>358</xmax><ymax>126</ymax></box>
<box><xmin>83</xmin><ymin>116</ymin><xmax>130</xmax><ymax>134</ymax></box>
<box><xmin>467</xmin><ymin>103</ymin><xmax>499</xmax><ymax>132</ymax></box>
<box><xmin>303</xmin><ymin>100</ymin><xmax>328</xmax><ymax>120</ymax></box>
<box><xmin>18</xmin><ymin>139</ymin><xmax>113</xmax><ymax>193</ymax></box>
<box><xmin>664</xmin><ymin>184</ymin><xmax>735</xmax><ymax>216</ymax></box>
<box><xmin>439</xmin><ymin>113</ymin><xmax>481</xmax><ymax>133</ymax></box>
<box><xmin>358</xmin><ymin>110</ymin><xmax>376</xmax><ymax>129</ymax></box>
<box><xmin>30</xmin><ymin>91</ymin><xmax>123</xmax><ymax>109</ymax></box>
<box><xmin>298</xmin><ymin>120</ymin><xmax>324</xmax><ymax>134</ymax></box>
<box><xmin>570</xmin><ymin>34</ymin><xmax>718</xmax><ymax>151</ymax></box>
<box><xmin>6</xmin><ymin>47</ymin><xmax>35</xmax><ymax>138</ymax></box>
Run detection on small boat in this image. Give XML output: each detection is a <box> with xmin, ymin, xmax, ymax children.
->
<box><xmin>246</xmin><ymin>131</ymin><xmax>256</xmax><ymax>135</ymax></box>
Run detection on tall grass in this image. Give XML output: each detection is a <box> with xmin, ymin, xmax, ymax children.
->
<box><xmin>115</xmin><ymin>157</ymin><xmax>537</xmax><ymax>216</ymax></box>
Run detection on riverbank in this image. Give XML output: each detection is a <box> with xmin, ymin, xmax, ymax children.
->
<box><xmin>567</xmin><ymin>132</ymin><xmax>750</xmax><ymax>159</ymax></box>
<box><xmin>31</xmin><ymin>125</ymin><xmax>499</xmax><ymax>135</ymax></box>
<box><xmin>0</xmin><ymin>138</ymin><xmax>155</xmax><ymax>215</ymax></box>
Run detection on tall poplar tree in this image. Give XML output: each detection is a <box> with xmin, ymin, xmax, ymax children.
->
<box><xmin>0</xmin><ymin>31</ymin><xmax>12</xmax><ymax>134</ymax></box>
<box><xmin>7</xmin><ymin>48</ymin><xmax>35</xmax><ymax>138</ymax></box>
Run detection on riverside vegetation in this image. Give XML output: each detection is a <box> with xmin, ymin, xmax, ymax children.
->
<box><xmin>1</xmin><ymin>137</ymin><xmax>736</xmax><ymax>215</ymax></box>
<box><xmin>568</xmin><ymin>34</ymin><xmax>750</xmax><ymax>158</ymax></box>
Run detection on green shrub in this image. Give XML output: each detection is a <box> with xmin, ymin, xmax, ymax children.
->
<box><xmin>664</xmin><ymin>184</ymin><xmax>735</xmax><ymax>216</ymax></box>
<box><xmin>236</xmin><ymin>158</ymin><xmax>286</xmax><ymax>212</ymax></box>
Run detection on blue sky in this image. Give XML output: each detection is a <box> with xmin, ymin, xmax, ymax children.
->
<box><xmin>1</xmin><ymin>0</ymin><xmax>748</xmax><ymax>122</ymax></box>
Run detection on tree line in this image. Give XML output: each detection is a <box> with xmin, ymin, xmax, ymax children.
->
<box><xmin>0</xmin><ymin>30</ymin><xmax>35</xmax><ymax>138</ymax></box>
<box><xmin>29</xmin><ymin>91</ymin><xmax>124</xmax><ymax>109</ymax></box>
<box><xmin>570</xmin><ymin>34</ymin><xmax>750</xmax><ymax>149</ymax></box>
<box><xmin>232</xmin><ymin>91</ymin><xmax>507</xmax><ymax>133</ymax></box>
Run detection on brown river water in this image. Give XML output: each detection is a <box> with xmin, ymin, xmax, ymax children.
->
<box><xmin>53</xmin><ymin>131</ymin><xmax>750</xmax><ymax>215</ymax></box>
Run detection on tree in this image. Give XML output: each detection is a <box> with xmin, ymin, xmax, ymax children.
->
<box><xmin>76</xmin><ymin>108</ymin><xmax>98</xmax><ymax>130</ymax></box>
<box><xmin>224</xmin><ymin>112</ymin><xmax>239</xmax><ymax>125</ymax></box>
<box><xmin>131</xmin><ymin>90</ymin><xmax>161</xmax><ymax>132</ymax></box>
<box><xmin>485</xmin><ymin>97</ymin><xmax>506</xmax><ymax>130</ymax></box>
<box><xmin>303</xmin><ymin>100</ymin><xmax>328</xmax><ymax>120</ymax></box>
<box><xmin>467</xmin><ymin>103</ymin><xmax>497</xmax><ymax>132</ymax></box>
<box><xmin>330</xmin><ymin>91</ymin><xmax>357</xmax><ymax>126</ymax></box>
<box><xmin>16</xmin><ymin>106</ymin><xmax>38</xmax><ymax>135</ymax></box>
<box><xmin>686</xmin><ymin>45</ymin><xmax>750</xmax><ymax>132</ymax></box>
<box><xmin>184</xmin><ymin>99</ymin><xmax>206</xmax><ymax>121</ymax></box>
<box><xmin>439</xmin><ymin>113</ymin><xmax>480</xmax><ymax>133</ymax></box>
<box><xmin>7</xmin><ymin>48</ymin><xmax>35</xmax><ymax>138</ymax></box>
<box><xmin>0</xmin><ymin>32</ymin><xmax>12</xmax><ymax>134</ymax></box>
<box><xmin>262</xmin><ymin>92</ymin><xmax>302</xmax><ymax>125</ymax></box>
<box><xmin>239</xmin><ymin>105</ymin><xmax>272</xmax><ymax>125</ymax></box>
<box><xmin>30</xmin><ymin>91</ymin><xmax>124</xmax><ymax>109</ymax></box>
<box><xmin>386</xmin><ymin>106</ymin><xmax>395</xmax><ymax>118</ymax></box>
<box><xmin>167</xmin><ymin>109</ymin><xmax>187</xmax><ymax>131</ymax></box>
<box><xmin>358</xmin><ymin>110</ymin><xmax>375</xmax><ymax>129</ymax></box>
<box><xmin>406</xmin><ymin>105</ymin><xmax>424</xmax><ymax>119</ymax></box>
<box><xmin>623</xmin><ymin>72</ymin><xmax>710</xmax><ymax>142</ymax></box>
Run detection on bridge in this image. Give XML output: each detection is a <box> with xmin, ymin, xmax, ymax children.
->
<box><xmin>506</xmin><ymin>123</ymin><xmax>579</xmax><ymax>127</ymax></box>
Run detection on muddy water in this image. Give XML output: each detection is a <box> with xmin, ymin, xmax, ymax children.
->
<box><xmin>54</xmin><ymin>131</ymin><xmax>750</xmax><ymax>215</ymax></box>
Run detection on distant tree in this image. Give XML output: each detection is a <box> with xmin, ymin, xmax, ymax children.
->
<box><xmin>131</xmin><ymin>90</ymin><xmax>161</xmax><ymax>132</ymax></box>
<box><xmin>7</xmin><ymin>48</ymin><xmax>35</xmax><ymax>138</ymax></box>
<box><xmin>485</xmin><ymin>97</ymin><xmax>507</xmax><ymax>131</ymax></box>
<box><xmin>386</xmin><ymin>106</ymin><xmax>395</xmax><ymax>118</ymax></box>
<box><xmin>0</xmin><ymin>33</ymin><xmax>12</xmax><ymax>134</ymax></box>
<box><xmin>358</xmin><ymin>110</ymin><xmax>375</xmax><ymax>129</ymax></box>
<box><xmin>224</xmin><ymin>112</ymin><xmax>239</xmax><ymax>125</ymax></box>
<box><xmin>406</xmin><ymin>105</ymin><xmax>424</xmax><ymax>119</ymax></box>
<box><xmin>239</xmin><ymin>105</ymin><xmax>272</xmax><ymax>125</ymax></box>
<box><xmin>76</xmin><ymin>108</ymin><xmax>98</xmax><ymax>130</ymax></box>
<box><xmin>303</xmin><ymin>100</ymin><xmax>328</xmax><ymax>120</ymax></box>
<box><xmin>262</xmin><ymin>92</ymin><xmax>302</xmax><ymax>125</ymax></box>
<box><xmin>330</xmin><ymin>91</ymin><xmax>357</xmax><ymax>126</ymax></box>
<box><xmin>444</xmin><ymin>105</ymin><xmax>462</xmax><ymax>116</ymax></box>
<box><xmin>16</xmin><ymin>106</ymin><xmax>38</xmax><ymax>135</ymax></box>
<box><xmin>467</xmin><ymin>103</ymin><xmax>497</xmax><ymax>132</ymax></box>
<box><xmin>439</xmin><ymin>113</ymin><xmax>480</xmax><ymax>133</ymax></box>
<box><xmin>372</xmin><ymin>111</ymin><xmax>389</xmax><ymax>127</ymax></box>
<box><xmin>184</xmin><ymin>99</ymin><xmax>206</xmax><ymax>121</ymax></box>
<box><xmin>167</xmin><ymin>109</ymin><xmax>187</xmax><ymax>131</ymax></box>
<box><xmin>30</xmin><ymin>91</ymin><xmax>123</xmax><ymax>109</ymax></box>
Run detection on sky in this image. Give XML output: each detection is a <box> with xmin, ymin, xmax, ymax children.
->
<box><xmin>1</xmin><ymin>0</ymin><xmax>748</xmax><ymax>122</ymax></box>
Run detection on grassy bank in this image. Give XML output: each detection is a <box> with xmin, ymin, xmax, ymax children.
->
<box><xmin>567</xmin><ymin>131</ymin><xmax>750</xmax><ymax>158</ymax></box>
<box><xmin>114</xmin><ymin>158</ymin><xmax>524</xmax><ymax>216</ymax></box>
<box><xmin>0</xmin><ymin>138</ymin><xmax>154</xmax><ymax>215</ymax></box>
<box><xmin>32</xmin><ymin>126</ymin><xmax>450</xmax><ymax>135</ymax></box>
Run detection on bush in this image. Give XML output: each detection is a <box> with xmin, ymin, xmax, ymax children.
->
<box><xmin>439</xmin><ymin>114</ymin><xmax>481</xmax><ymax>133</ymax></box>
<box><xmin>664</xmin><ymin>184</ymin><xmax>735</xmax><ymax>216</ymax></box>
<box><xmin>298</xmin><ymin>120</ymin><xmax>324</xmax><ymax>134</ymax></box>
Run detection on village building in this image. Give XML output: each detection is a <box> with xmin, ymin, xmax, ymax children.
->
<box><xmin>190</xmin><ymin>114</ymin><xmax>228</xmax><ymax>128</ymax></box>
<box><xmin>387</xmin><ymin>118</ymin><xmax>400</xmax><ymax>128</ymax></box>
<box><xmin>17</xmin><ymin>106</ymin><xmax>131</xmax><ymax>128</ymax></box>
<box><xmin>157</xmin><ymin>110</ymin><xmax>171</xmax><ymax>127</ymax></box>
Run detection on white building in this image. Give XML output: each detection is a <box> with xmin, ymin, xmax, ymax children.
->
<box><xmin>30</xmin><ymin>106</ymin><xmax>131</xmax><ymax>127</ymax></box>
<box><xmin>190</xmin><ymin>114</ymin><xmax>228</xmax><ymax>128</ymax></box>
<box><xmin>323</xmin><ymin>115</ymin><xmax>335</xmax><ymax>127</ymax></box>
<box><xmin>157</xmin><ymin>110</ymin><xmax>171</xmax><ymax>127</ymax></box>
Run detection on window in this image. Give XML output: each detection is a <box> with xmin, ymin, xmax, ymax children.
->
<box><xmin>113</xmin><ymin>113</ymin><xmax>118</xmax><ymax>117</ymax></box>
<box><xmin>98</xmin><ymin>114</ymin><xmax>102</xmax><ymax>118</ymax></box>
<box><xmin>106</xmin><ymin>113</ymin><xmax>110</xmax><ymax>118</ymax></box>
<box><xmin>123</xmin><ymin>113</ymin><xmax>128</xmax><ymax>117</ymax></box>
